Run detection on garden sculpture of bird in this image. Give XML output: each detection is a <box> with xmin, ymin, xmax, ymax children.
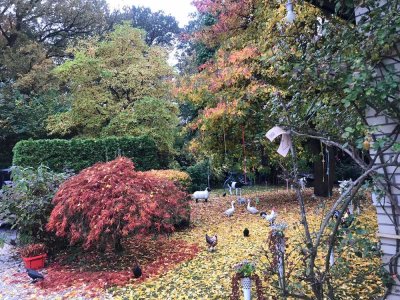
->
<box><xmin>243</xmin><ymin>228</ymin><xmax>250</xmax><ymax>237</ymax></box>
<box><xmin>246</xmin><ymin>199</ymin><xmax>259</xmax><ymax>214</ymax></box>
<box><xmin>206</xmin><ymin>234</ymin><xmax>218</xmax><ymax>252</ymax></box>
<box><xmin>132</xmin><ymin>263</ymin><xmax>142</xmax><ymax>278</ymax></box>
<box><xmin>27</xmin><ymin>268</ymin><xmax>44</xmax><ymax>283</ymax></box>
<box><xmin>260</xmin><ymin>207</ymin><xmax>277</xmax><ymax>225</ymax></box>
<box><xmin>224</xmin><ymin>201</ymin><xmax>235</xmax><ymax>217</ymax></box>
<box><xmin>237</xmin><ymin>197</ymin><xmax>247</xmax><ymax>205</ymax></box>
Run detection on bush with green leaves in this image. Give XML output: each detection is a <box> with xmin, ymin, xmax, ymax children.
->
<box><xmin>186</xmin><ymin>160</ymin><xmax>211</xmax><ymax>193</ymax></box>
<box><xmin>0</xmin><ymin>165</ymin><xmax>71</xmax><ymax>242</ymax></box>
<box><xmin>13</xmin><ymin>135</ymin><xmax>163</xmax><ymax>173</ymax></box>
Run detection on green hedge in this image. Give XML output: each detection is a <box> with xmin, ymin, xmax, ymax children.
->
<box><xmin>13</xmin><ymin>136</ymin><xmax>161</xmax><ymax>172</ymax></box>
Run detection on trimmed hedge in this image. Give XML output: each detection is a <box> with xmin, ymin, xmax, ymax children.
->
<box><xmin>145</xmin><ymin>169</ymin><xmax>192</xmax><ymax>190</ymax></box>
<box><xmin>13</xmin><ymin>136</ymin><xmax>161</xmax><ymax>172</ymax></box>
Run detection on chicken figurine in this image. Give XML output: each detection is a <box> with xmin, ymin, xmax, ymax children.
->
<box><xmin>260</xmin><ymin>207</ymin><xmax>277</xmax><ymax>225</ymax></box>
<box><xmin>206</xmin><ymin>234</ymin><xmax>218</xmax><ymax>252</ymax></box>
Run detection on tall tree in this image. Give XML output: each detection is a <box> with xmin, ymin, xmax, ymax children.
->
<box><xmin>47</xmin><ymin>23</ymin><xmax>173</xmax><ymax>138</ymax></box>
<box><xmin>0</xmin><ymin>0</ymin><xmax>108</xmax><ymax>167</ymax></box>
<box><xmin>109</xmin><ymin>6</ymin><xmax>180</xmax><ymax>46</ymax></box>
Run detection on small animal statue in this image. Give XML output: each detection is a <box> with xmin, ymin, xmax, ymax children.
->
<box><xmin>27</xmin><ymin>268</ymin><xmax>44</xmax><ymax>283</ymax></box>
<box><xmin>243</xmin><ymin>228</ymin><xmax>250</xmax><ymax>237</ymax></box>
<box><xmin>237</xmin><ymin>197</ymin><xmax>247</xmax><ymax>205</ymax></box>
<box><xmin>261</xmin><ymin>207</ymin><xmax>277</xmax><ymax>225</ymax></box>
<box><xmin>246</xmin><ymin>199</ymin><xmax>259</xmax><ymax>214</ymax></box>
<box><xmin>206</xmin><ymin>234</ymin><xmax>218</xmax><ymax>252</ymax></box>
<box><xmin>228</xmin><ymin>181</ymin><xmax>244</xmax><ymax>196</ymax></box>
<box><xmin>132</xmin><ymin>264</ymin><xmax>142</xmax><ymax>278</ymax></box>
<box><xmin>299</xmin><ymin>177</ymin><xmax>307</xmax><ymax>191</ymax></box>
<box><xmin>224</xmin><ymin>201</ymin><xmax>235</xmax><ymax>217</ymax></box>
<box><xmin>192</xmin><ymin>187</ymin><xmax>211</xmax><ymax>203</ymax></box>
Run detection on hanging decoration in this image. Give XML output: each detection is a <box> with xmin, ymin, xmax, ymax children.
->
<box><xmin>265</xmin><ymin>126</ymin><xmax>292</xmax><ymax>157</ymax></box>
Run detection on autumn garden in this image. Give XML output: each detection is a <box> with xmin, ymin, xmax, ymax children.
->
<box><xmin>0</xmin><ymin>0</ymin><xmax>399</xmax><ymax>299</ymax></box>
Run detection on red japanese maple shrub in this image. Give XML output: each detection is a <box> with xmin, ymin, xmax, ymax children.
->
<box><xmin>46</xmin><ymin>157</ymin><xmax>189</xmax><ymax>251</ymax></box>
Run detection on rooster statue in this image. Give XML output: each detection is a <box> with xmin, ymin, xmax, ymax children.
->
<box><xmin>260</xmin><ymin>207</ymin><xmax>277</xmax><ymax>225</ymax></box>
<box><xmin>206</xmin><ymin>234</ymin><xmax>218</xmax><ymax>252</ymax></box>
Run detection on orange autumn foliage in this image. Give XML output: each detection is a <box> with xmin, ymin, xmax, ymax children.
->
<box><xmin>46</xmin><ymin>157</ymin><xmax>189</xmax><ymax>251</ymax></box>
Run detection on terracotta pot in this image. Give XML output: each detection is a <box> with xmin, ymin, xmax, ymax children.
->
<box><xmin>22</xmin><ymin>253</ymin><xmax>47</xmax><ymax>270</ymax></box>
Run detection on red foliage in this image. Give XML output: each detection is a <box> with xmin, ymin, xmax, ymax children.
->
<box><xmin>28</xmin><ymin>238</ymin><xmax>198</xmax><ymax>295</ymax></box>
<box><xmin>19</xmin><ymin>243</ymin><xmax>47</xmax><ymax>257</ymax></box>
<box><xmin>192</xmin><ymin>0</ymin><xmax>256</xmax><ymax>46</ymax></box>
<box><xmin>46</xmin><ymin>157</ymin><xmax>189</xmax><ymax>251</ymax></box>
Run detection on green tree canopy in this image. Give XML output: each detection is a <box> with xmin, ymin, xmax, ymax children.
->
<box><xmin>102</xmin><ymin>97</ymin><xmax>179</xmax><ymax>153</ymax></box>
<box><xmin>47</xmin><ymin>23</ymin><xmax>174</xmax><ymax>137</ymax></box>
<box><xmin>109</xmin><ymin>6</ymin><xmax>181</xmax><ymax>46</ymax></box>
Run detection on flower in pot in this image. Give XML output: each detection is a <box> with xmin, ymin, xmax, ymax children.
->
<box><xmin>233</xmin><ymin>260</ymin><xmax>256</xmax><ymax>300</ymax></box>
<box><xmin>19</xmin><ymin>243</ymin><xmax>47</xmax><ymax>270</ymax></box>
<box><xmin>233</xmin><ymin>260</ymin><xmax>256</xmax><ymax>278</ymax></box>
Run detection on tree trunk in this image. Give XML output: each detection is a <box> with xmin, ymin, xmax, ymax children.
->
<box><xmin>309</xmin><ymin>140</ymin><xmax>335</xmax><ymax>197</ymax></box>
<box><xmin>114</xmin><ymin>236</ymin><xmax>124</xmax><ymax>253</ymax></box>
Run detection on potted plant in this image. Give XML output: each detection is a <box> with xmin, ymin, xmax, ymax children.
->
<box><xmin>232</xmin><ymin>260</ymin><xmax>256</xmax><ymax>300</ymax></box>
<box><xmin>19</xmin><ymin>243</ymin><xmax>47</xmax><ymax>270</ymax></box>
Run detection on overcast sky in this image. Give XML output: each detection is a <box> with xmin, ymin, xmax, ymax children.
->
<box><xmin>106</xmin><ymin>0</ymin><xmax>196</xmax><ymax>27</ymax></box>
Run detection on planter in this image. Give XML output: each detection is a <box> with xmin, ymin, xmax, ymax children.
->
<box><xmin>22</xmin><ymin>253</ymin><xmax>47</xmax><ymax>270</ymax></box>
<box><xmin>241</xmin><ymin>277</ymin><xmax>252</xmax><ymax>300</ymax></box>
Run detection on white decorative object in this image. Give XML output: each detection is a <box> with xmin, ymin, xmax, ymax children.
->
<box><xmin>329</xmin><ymin>248</ymin><xmax>334</xmax><ymax>266</ymax></box>
<box><xmin>192</xmin><ymin>187</ymin><xmax>211</xmax><ymax>203</ymax></box>
<box><xmin>241</xmin><ymin>277</ymin><xmax>252</xmax><ymax>300</ymax></box>
<box><xmin>276</xmin><ymin>235</ymin><xmax>286</xmax><ymax>289</ymax></box>
<box><xmin>299</xmin><ymin>177</ymin><xmax>306</xmax><ymax>191</ymax></box>
<box><xmin>228</xmin><ymin>181</ymin><xmax>243</xmax><ymax>196</ymax></box>
<box><xmin>262</xmin><ymin>208</ymin><xmax>278</xmax><ymax>225</ymax></box>
<box><xmin>224</xmin><ymin>201</ymin><xmax>235</xmax><ymax>217</ymax></box>
<box><xmin>285</xmin><ymin>0</ymin><xmax>296</xmax><ymax>23</ymax></box>
<box><xmin>247</xmin><ymin>199</ymin><xmax>259</xmax><ymax>214</ymax></box>
<box><xmin>266</xmin><ymin>126</ymin><xmax>292</xmax><ymax>157</ymax></box>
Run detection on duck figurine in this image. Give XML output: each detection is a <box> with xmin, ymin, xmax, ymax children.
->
<box><xmin>224</xmin><ymin>201</ymin><xmax>235</xmax><ymax>217</ymax></box>
<box><xmin>247</xmin><ymin>199</ymin><xmax>259</xmax><ymax>214</ymax></box>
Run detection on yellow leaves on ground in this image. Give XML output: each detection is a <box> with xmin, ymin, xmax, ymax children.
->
<box><xmin>112</xmin><ymin>189</ymin><xmax>384</xmax><ymax>300</ymax></box>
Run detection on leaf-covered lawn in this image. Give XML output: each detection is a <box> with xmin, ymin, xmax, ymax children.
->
<box><xmin>111</xmin><ymin>189</ymin><xmax>385</xmax><ymax>299</ymax></box>
<box><xmin>4</xmin><ymin>188</ymin><xmax>383</xmax><ymax>299</ymax></box>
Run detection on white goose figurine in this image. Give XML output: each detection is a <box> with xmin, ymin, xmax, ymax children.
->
<box><xmin>247</xmin><ymin>199</ymin><xmax>259</xmax><ymax>214</ymax></box>
<box><xmin>224</xmin><ymin>201</ymin><xmax>235</xmax><ymax>217</ymax></box>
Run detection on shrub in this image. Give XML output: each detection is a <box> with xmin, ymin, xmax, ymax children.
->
<box><xmin>186</xmin><ymin>160</ymin><xmax>210</xmax><ymax>192</ymax></box>
<box><xmin>12</xmin><ymin>135</ymin><xmax>162</xmax><ymax>173</ymax></box>
<box><xmin>46</xmin><ymin>157</ymin><xmax>189</xmax><ymax>252</ymax></box>
<box><xmin>0</xmin><ymin>165</ymin><xmax>71</xmax><ymax>242</ymax></box>
<box><xmin>19</xmin><ymin>243</ymin><xmax>47</xmax><ymax>257</ymax></box>
<box><xmin>145</xmin><ymin>169</ymin><xmax>192</xmax><ymax>190</ymax></box>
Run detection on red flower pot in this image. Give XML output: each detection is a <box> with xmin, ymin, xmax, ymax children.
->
<box><xmin>22</xmin><ymin>254</ymin><xmax>47</xmax><ymax>270</ymax></box>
